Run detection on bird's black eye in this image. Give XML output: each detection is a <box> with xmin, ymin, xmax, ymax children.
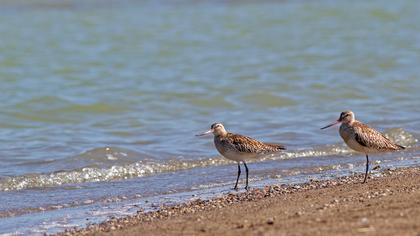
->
<box><xmin>211</xmin><ymin>123</ymin><xmax>221</xmax><ymax>129</ymax></box>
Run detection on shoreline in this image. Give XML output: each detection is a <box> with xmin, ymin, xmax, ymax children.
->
<box><xmin>58</xmin><ymin>167</ymin><xmax>420</xmax><ymax>236</ymax></box>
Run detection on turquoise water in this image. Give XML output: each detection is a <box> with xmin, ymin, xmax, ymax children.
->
<box><xmin>0</xmin><ymin>0</ymin><xmax>420</xmax><ymax>234</ymax></box>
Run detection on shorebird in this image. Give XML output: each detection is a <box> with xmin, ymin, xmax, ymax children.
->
<box><xmin>321</xmin><ymin>111</ymin><xmax>405</xmax><ymax>183</ymax></box>
<box><xmin>196</xmin><ymin>123</ymin><xmax>286</xmax><ymax>190</ymax></box>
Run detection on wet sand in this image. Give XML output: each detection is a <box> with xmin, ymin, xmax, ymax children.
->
<box><xmin>60</xmin><ymin>167</ymin><xmax>420</xmax><ymax>236</ymax></box>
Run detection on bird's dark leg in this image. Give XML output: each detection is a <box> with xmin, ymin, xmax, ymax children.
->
<box><xmin>243</xmin><ymin>161</ymin><xmax>249</xmax><ymax>190</ymax></box>
<box><xmin>363</xmin><ymin>154</ymin><xmax>369</xmax><ymax>184</ymax></box>
<box><xmin>234</xmin><ymin>162</ymin><xmax>241</xmax><ymax>190</ymax></box>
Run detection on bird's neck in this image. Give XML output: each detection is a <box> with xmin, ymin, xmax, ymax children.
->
<box><xmin>342</xmin><ymin>119</ymin><xmax>356</xmax><ymax>126</ymax></box>
<box><xmin>214</xmin><ymin>132</ymin><xmax>228</xmax><ymax>138</ymax></box>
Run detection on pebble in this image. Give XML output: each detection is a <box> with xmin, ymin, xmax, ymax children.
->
<box><xmin>359</xmin><ymin>217</ymin><xmax>369</xmax><ymax>227</ymax></box>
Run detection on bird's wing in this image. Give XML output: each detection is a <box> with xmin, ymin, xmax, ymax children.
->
<box><xmin>353</xmin><ymin>122</ymin><xmax>404</xmax><ymax>151</ymax></box>
<box><xmin>225</xmin><ymin>133</ymin><xmax>284</xmax><ymax>154</ymax></box>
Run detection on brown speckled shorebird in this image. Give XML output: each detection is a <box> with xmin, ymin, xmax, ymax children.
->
<box><xmin>196</xmin><ymin>123</ymin><xmax>286</xmax><ymax>190</ymax></box>
<box><xmin>321</xmin><ymin>111</ymin><xmax>405</xmax><ymax>183</ymax></box>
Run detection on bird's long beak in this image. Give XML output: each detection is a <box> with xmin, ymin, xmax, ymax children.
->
<box><xmin>195</xmin><ymin>129</ymin><xmax>213</xmax><ymax>136</ymax></box>
<box><xmin>321</xmin><ymin>120</ymin><xmax>341</xmax><ymax>130</ymax></box>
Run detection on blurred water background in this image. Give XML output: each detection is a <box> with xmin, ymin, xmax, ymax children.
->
<box><xmin>0</xmin><ymin>0</ymin><xmax>419</xmax><ymax>234</ymax></box>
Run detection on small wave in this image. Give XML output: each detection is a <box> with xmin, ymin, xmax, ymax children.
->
<box><xmin>72</xmin><ymin>146</ymin><xmax>150</xmax><ymax>166</ymax></box>
<box><xmin>0</xmin><ymin>146</ymin><xmax>349</xmax><ymax>192</ymax></box>
<box><xmin>0</xmin><ymin>129</ymin><xmax>415</xmax><ymax>191</ymax></box>
<box><xmin>0</xmin><ymin>162</ymin><xmax>162</xmax><ymax>191</ymax></box>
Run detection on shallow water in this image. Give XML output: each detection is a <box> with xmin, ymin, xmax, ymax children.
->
<box><xmin>0</xmin><ymin>0</ymin><xmax>420</xmax><ymax>234</ymax></box>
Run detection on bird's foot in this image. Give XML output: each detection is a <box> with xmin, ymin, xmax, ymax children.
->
<box><xmin>244</xmin><ymin>186</ymin><xmax>249</xmax><ymax>191</ymax></box>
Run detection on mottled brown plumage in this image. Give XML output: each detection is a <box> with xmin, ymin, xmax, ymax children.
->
<box><xmin>215</xmin><ymin>133</ymin><xmax>285</xmax><ymax>158</ymax></box>
<box><xmin>322</xmin><ymin>111</ymin><xmax>405</xmax><ymax>183</ymax></box>
<box><xmin>342</xmin><ymin>121</ymin><xmax>405</xmax><ymax>153</ymax></box>
<box><xmin>196</xmin><ymin>123</ymin><xmax>286</xmax><ymax>190</ymax></box>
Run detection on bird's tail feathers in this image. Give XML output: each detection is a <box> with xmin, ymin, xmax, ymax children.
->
<box><xmin>265</xmin><ymin>143</ymin><xmax>286</xmax><ymax>151</ymax></box>
<box><xmin>396</xmin><ymin>144</ymin><xmax>405</xmax><ymax>150</ymax></box>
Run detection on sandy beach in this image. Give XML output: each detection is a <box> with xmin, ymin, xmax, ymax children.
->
<box><xmin>59</xmin><ymin>167</ymin><xmax>420</xmax><ymax>236</ymax></box>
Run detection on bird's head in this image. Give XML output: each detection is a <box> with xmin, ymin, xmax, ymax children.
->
<box><xmin>196</xmin><ymin>122</ymin><xmax>227</xmax><ymax>137</ymax></box>
<box><xmin>321</xmin><ymin>110</ymin><xmax>355</xmax><ymax>130</ymax></box>
<box><xmin>338</xmin><ymin>110</ymin><xmax>355</xmax><ymax>124</ymax></box>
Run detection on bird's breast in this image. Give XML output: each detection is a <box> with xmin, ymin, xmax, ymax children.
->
<box><xmin>214</xmin><ymin>137</ymin><xmax>228</xmax><ymax>155</ymax></box>
<box><xmin>339</xmin><ymin>124</ymin><xmax>352</xmax><ymax>142</ymax></box>
<box><xmin>339</xmin><ymin>124</ymin><xmax>369</xmax><ymax>153</ymax></box>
